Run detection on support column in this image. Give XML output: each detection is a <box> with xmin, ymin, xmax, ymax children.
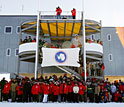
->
<box><xmin>82</xmin><ymin>11</ymin><xmax>87</xmax><ymax>81</ymax></box>
<box><xmin>35</xmin><ymin>11</ymin><xmax>40</xmax><ymax>79</ymax></box>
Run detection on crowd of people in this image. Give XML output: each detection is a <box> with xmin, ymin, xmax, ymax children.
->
<box><xmin>0</xmin><ymin>74</ymin><xmax>124</xmax><ymax>103</ymax></box>
<box><xmin>86</xmin><ymin>38</ymin><xmax>103</xmax><ymax>45</ymax></box>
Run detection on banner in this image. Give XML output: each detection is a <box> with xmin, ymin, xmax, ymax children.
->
<box><xmin>41</xmin><ymin>48</ymin><xmax>80</xmax><ymax>67</ymax></box>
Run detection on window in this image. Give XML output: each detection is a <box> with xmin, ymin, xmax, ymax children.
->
<box><xmin>91</xmin><ymin>34</ymin><xmax>95</xmax><ymax>40</ymax></box>
<box><xmin>4</xmin><ymin>26</ymin><xmax>12</xmax><ymax>34</ymax></box>
<box><xmin>107</xmin><ymin>34</ymin><xmax>111</xmax><ymax>41</ymax></box>
<box><xmin>15</xmin><ymin>49</ymin><xmax>19</xmax><ymax>56</ymax></box>
<box><xmin>16</xmin><ymin>26</ymin><xmax>20</xmax><ymax>34</ymax></box>
<box><xmin>6</xmin><ymin>48</ymin><xmax>11</xmax><ymax>56</ymax></box>
<box><xmin>108</xmin><ymin>54</ymin><xmax>113</xmax><ymax>61</ymax></box>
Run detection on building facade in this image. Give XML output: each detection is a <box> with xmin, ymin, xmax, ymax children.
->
<box><xmin>0</xmin><ymin>15</ymin><xmax>123</xmax><ymax>76</ymax></box>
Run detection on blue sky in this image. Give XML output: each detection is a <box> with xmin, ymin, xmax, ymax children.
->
<box><xmin>0</xmin><ymin>0</ymin><xmax>124</xmax><ymax>27</ymax></box>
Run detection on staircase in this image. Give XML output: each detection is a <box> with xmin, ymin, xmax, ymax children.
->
<box><xmin>56</xmin><ymin>66</ymin><xmax>82</xmax><ymax>80</ymax></box>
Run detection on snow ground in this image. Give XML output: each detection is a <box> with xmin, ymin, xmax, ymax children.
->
<box><xmin>0</xmin><ymin>102</ymin><xmax>124</xmax><ymax>107</ymax></box>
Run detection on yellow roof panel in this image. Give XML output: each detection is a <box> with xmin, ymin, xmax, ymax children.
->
<box><xmin>58</xmin><ymin>23</ymin><xmax>64</xmax><ymax>36</ymax></box>
<box><xmin>41</xmin><ymin>23</ymin><xmax>49</xmax><ymax>34</ymax></box>
<box><xmin>49</xmin><ymin>23</ymin><xmax>56</xmax><ymax>36</ymax></box>
<box><xmin>73</xmin><ymin>23</ymin><xmax>81</xmax><ymax>34</ymax></box>
<box><xmin>66</xmin><ymin>23</ymin><xmax>73</xmax><ymax>36</ymax></box>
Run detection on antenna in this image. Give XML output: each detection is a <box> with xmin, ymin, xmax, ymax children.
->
<box><xmin>22</xmin><ymin>5</ymin><xmax>24</xmax><ymax>13</ymax></box>
<box><xmin>0</xmin><ymin>5</ymin><xmax>2</xmax><ymax>12</ymax></box>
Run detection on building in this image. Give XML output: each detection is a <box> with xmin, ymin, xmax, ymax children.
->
<box><xmin>0</xmin><ymin>15</ymin><xmax>123</xmax><ymax>81</ymax></box>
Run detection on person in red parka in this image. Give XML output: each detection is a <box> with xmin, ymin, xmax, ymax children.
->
<box><xmin>42</xmin><ymin>82</ymin><xmax>50</xmax><ymax>103</ymax></box>
<box><xmin>71</xmin><ymin>8</ymin><xmax>76</xmax><ymax>19</ymax></box>
<box><xmin>67</xmin><ymin>81</ymin><xmax>73</xmax><ymax>102</ymax></box>
<box><xmin>62</xmin><ymin>81</ymin><xmax>68</xmax><ymax>102</ymax></box>
<box><xmin>2</xmin><ymin>82</ymin><xmax>10</xmax><ymax>101</ymax></box>
<box><xmin>31</xmin><ymin>83</ymin><xmax>39</xmax><ymax>102</ymax></box>
<box><xmin>53</xmin><ymin>82</ymin><xmax>60</xmax><ymax>102</ymax></box>
<box><xmin>114</xmin><ymin>91</ymin><xmax>122</xmax><ymax>102</ymax></box>
<box><xmin>16</xmin><ymin>83</ymin><xmax>23</xmax><ymax>102</ymax></box>
<box><xmin>38</xmin><ymin>83</ymin><xmax>43</xmax><ymax>102</ymax></box>
<box><xmin>49</xmin><ymin>81</ymin><xmax>54</xmax><ymax>102</ymax></box>
<box><xmin>119</xmin><ymin>83</ymin><xmax>124</xmax><ymax>92</ymax></box>
<box><xmin>56</xmin><ymin>6</ymin><xmax>62</xmax><ymax>19</ymax></box>
<box><xmin>79</xmin><ymin>82</ymin><xmax>86</xmax><ymax>102</ymax></box>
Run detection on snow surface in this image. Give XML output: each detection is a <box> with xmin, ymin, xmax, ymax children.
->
<box><xmin>0</xmin><ymin>102</ymin><xmax>124</xmax><ymax>107</ymax></box>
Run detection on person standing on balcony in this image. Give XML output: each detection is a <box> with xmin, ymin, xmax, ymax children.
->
<box><xmin>56</xmin><ymin>6</ymin><xmax>62</xmax><ymax>19</ymax></box>
<box><xmin>71</xmin><ymin>8</ymin><xmax>76</xmax><ymax>19</ymax></box>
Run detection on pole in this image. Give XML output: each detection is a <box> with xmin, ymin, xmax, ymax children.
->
<box><xmin>35</xmin><ymin>11</ymin><xmax>40</xmax><ymax>79</ymax></box>
<box><xmin>82</xmin><ymin>0</ymin><xmax>86</xmax><ymax>81</ymax></box>
<box><xmin>82</xmin><ymin>12</ymin><xmax>86</xmax><ymax>82</ymax></box>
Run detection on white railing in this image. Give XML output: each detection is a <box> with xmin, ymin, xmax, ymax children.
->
<box><xmin>40</xmin><ymin>11</ymin><xmax>82</xmax><ymax>20</ymax></box>
<box><xmin>85</xmin><ymin>43</ymin><xmax>103</xmax><ymax>54</ymax></box>
<box><xmin>19</xmin><ymin>42</ymin><xmax>36</xmax><ymax>54</ymax></box>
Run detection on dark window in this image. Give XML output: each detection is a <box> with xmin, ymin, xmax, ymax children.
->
<box><xmin>91</xmin><ymin>34</ymin><xmax>95</xmax><ymax>40</ymax></box>
<box><xmin>5</xmin><ymin>26</ymin><xmax>12</xmax><ymax>34</ymax></box>
<box><xmin>107</xmin><ymin>34</ymin><xmax>111</xmax><ymax>41</ymax></box>
<box><xmin>15</xmin><ymin>49</ymin><xmax>19</xmax><ymax>56</ymax></box>
<box><xmin>109</xmin><ymin>54</ymin><xmax>112</xmax><ymax>61</ymax></box>
<box><xmin>6</xmin><ymin>48</ymin><xmax>11</xmax><ymax>56</ymax></box>
<box><xmin>17</xmin><ymin>26</ymin><xmax>20</xmax><ymax>33</ymax></box>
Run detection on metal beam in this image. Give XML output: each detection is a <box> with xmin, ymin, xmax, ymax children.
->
<box><xmin>39</xmin><ymin>21</ymin><xmax>44</xmax><ymax>35</ymax></box>
<box><xmin>71</xmin><ymin>21</ymin><xmax>75</xmax><ymax>36</ymax></box>
<box><xmin>56</xmin><ymin>21</ymin><xmax>58</xmax><ymax>40</ymax></box>
<box><xmin>64</xmin><ymin>20</ymin><xmax>66</xmax><ymax>40</ymax></box>
<box><xmin>85</xmin><ymin>23</ymin><xmax>100</xmax><ymax>32</ymax></box>
<box><xmin>21</xmin><ymin>24</ymin><xmax>37</xmax><ymax>32</ymax></box>
<box><xmin>47</xmin><ymin>21</ymin><xmax>51</xmax><ymax>37</ymax></box>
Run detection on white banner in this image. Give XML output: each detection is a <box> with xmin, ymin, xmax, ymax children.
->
<box><xmin>41</xmin><ymin>48</ymin><xmax>80</xmax><ymax>67</ymax></box>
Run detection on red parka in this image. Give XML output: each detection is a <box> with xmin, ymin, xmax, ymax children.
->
<box><xmin>114</xmin><ymin>92</ymin><xmax>122</xmax><ymax>101</ymax></box>
<box><xmin>119</xmin><ymin>84</ymin><xmax>124</xmax><ymax>92</ymax></box>
<box><xmin>68</xmin><ymin>84</ymin><xmax>73</xmax><ymax>93</ymax></box>
<box><xmin>49</xmin><ymin>82</ymin><xmax>54</xmax><ymax>94</ymax></box>
<box><xmin>60</xmin><ymin>83</ymin><xmax>68</xmax><ymax>94</ymax></box>
<box><xmin>71</xmin><ymin>9</ymin><xmax>76</xmax><ymax>16</ymax></box>
<box><xmin>16</xmin><ymin>85</ymin><xmax>23</xmax><ymax>95</ymax></box>
<box><xmin>56</xmin><ymin>8</ymin><xmax>62</xmax><ymax>15</ymax></box>
<box><xmin>53</xmin><ymin>85</ymin><xmax>60</xmax><ymax>95</ymax></box>
<box><xmin>79</xmin><ymin>83</ymin><xmax>86</xmax><ymax>95</ymax></box>
<box><xmin>43</xmin><ymin>84</ymin><xmax>50</xmax><ymax>95</ymax></box>
<box><xmin>31</xmin><ymin>84</ymin><xmax>39</xmax><ymax>95</ymax></box>
<box><xmin>3</xmin><ymin>83</ymin><xmax>10</xmax><ymax>94</ymax></box>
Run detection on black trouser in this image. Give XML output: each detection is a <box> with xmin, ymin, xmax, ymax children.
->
<box><xmin>95</xmin><ymin>94</ymin><xmax>100</xmax><ymax>103</ymax></box>
<box><xmin>53</xmin><ymin>95</ymin><xmax>58</xmax><ymax>102</ymax></box>
<box><xmin>61</xmin><ymin>94</ymin><xmax>67</xmax><ymax>102</ymax></box>
<box><xmin>3</xmin><ymin>93</ymin><xmax>9</xmax><ymax>101</ymax></box>
<box><xmin>89</xmin><ymin>93</ymin><xmax>94</xmax><ymax>102</ymax></box>
<box><xmin>17</xmin><ymin>95</ymin><xmax>23</xmax><ymax>102</ymax></box>
<box><xmin>72</xmin><ymin>16</ymin><xmax>76</xmax><ymax>19</ymax></box>
<box><xmin>73</xmin><ymin>93</ymin><xmax>79</xmax><ymax>103</ymax></box>
<box><xmin>49</xmin><ymin>94</ymin><xmax>54</xmax><ymax>102</ymax></box>
<box><xmin>32</xmin><ymin>94</ymin><xmax>38</xmax><ymax>102</ymax></box>
<box><xmin>67</xmin><ymin>92</ymin><xmax>73</xmax><ymax>102</ymax></box>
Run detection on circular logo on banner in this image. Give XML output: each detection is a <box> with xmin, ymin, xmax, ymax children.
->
<box><xmin>55</xmin><ymin>51</ymin><xmax>67</xmax><ymax>63</ymax></box>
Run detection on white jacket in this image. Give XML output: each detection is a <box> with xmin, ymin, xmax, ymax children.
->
<box><xmin>73</xmin><ymin>86</ymin><xmax>79</xmax><ymax>94</ymax></box>
<box><xmin>110</xmin><ymin>85</ymin><xmax>116</xmax><ymax>93</ymax></box>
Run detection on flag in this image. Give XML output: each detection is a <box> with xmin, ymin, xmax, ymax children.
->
<box><xmin>41</xmin><ymin>48</ymin><xmax>80</xmax><ymax>67</ymax></box>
